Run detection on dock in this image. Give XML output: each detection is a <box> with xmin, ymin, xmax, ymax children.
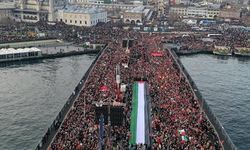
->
<box><xmin>0</xmin><ymin>40</ymin><xmax>103</xmax><ymax>63</ymax></box>
<box><xmin>40</xmin><ymin>45</ymin><xmax>100</xmax><ymax>59</ymax></box>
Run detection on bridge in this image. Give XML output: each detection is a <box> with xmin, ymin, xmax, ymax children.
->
<box><xmin>35</xmin><ymin>34</ymin><xmax>236</xmax><ymax>150</ymax></box>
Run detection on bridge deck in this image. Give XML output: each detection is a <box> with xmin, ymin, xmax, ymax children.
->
<box><xmin>37</xmin><ymin>33</ymin><xmax>234</xmax><ymax>150</ymax></box>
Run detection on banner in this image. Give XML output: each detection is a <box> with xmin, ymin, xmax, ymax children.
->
<box><xmin>130</xmin><ymin>82</ymin><xmax>146</xmax><ymax>144</ymax></box>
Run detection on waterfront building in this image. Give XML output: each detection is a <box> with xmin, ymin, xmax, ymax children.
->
<box><xmin>169</xmin><ymin>5</ymin><xmax>219</xmax><ymax>19</ymax></box>
<box><xmin>0</xmin><ymin>9</ymin><xmax>13</xmax><ymax>22</ymax></box>
<box><xmin>0</xmin><ymin>0</ymin><xmax>108</xmax><ymax>25</ymax></box>
<box><xmin>55</xmin><ymin>6</ymin><xmax>107</xmax><ymax>26</ymax></box>
<box><xmin>169</xmin><ymin>0</ymin><xmax>190</xmax><ymax>5</ymax></box>
<box><xmin>0</xmin><ymin>1</ymin><xmax>15</xmax><ymax>22</ymax></box>
<box><xmin>69</xmin><ymin>0</ymin><xmax>105</xmax><ymax>4</ymax></box>
<box><xmin>12</xmin><ymin>0</ymin><xmax>66</xmax><ymax>22</ymax></box>
<box><xmin>219</xmin><ymin>5</ymin><xmax>241</xmax><ymax>21</ymax></box>
<box><xmin>123</xmin><ymin>6</ymin><xmax>152</xmax><ymax>24</ymax></box>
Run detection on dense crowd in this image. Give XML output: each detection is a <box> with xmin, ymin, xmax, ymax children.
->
<box><xmin>164</xmin><ymin>26</ymin><xmax>250</xmax><ymax>54</ymax></box>
<box><xmin>50</xmin><ymin>31</ymin><xmax>222</xmax><ymax>150</ymax></box>
<box><xmin>0</xmin><ymin>21</ymin><xmax>127</xmax><ymax>45</ymax></box>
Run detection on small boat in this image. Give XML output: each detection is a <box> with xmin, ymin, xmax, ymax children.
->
<box><xmin>0</xmin><ymin>47</ymin><xmax>42</xmax><ymax>62</ymax></box>
<box><xmin>213</xmin><ymin>45</ymin><xmax>232</xmax><ymax>56</ymax></box>
<box><xmin>234</xmin><ymin>47</ymin><xmax>250</xmax><ymax>57</ymax></box>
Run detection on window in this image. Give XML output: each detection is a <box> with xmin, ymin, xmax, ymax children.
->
<box><xmin>75</xmin><ymin>20</ymin><xmax>77</xmax><ymax>24</ymax></box>
<box><xmin>28</xmin><ymin>52</ymin><xmax>33</xmax><ymax>56</ymax></box>
<box><xmin>80</xmin><ymin>21</ymin><xmax>82</xmax><ymax>24</ymax></box>
<box><xmin>85</xmin><ymin>21</ymin><xmax>87</xmax><ymax>24</ymax></box>
<box><xmin>21</xmin><ymin>53</ymin><xmax>28</xmax><ymax>57</ymax></box>
<box><xmin>7</xmin><ymin>54</ymin><xmax>13</xmax><ymax>59</ymax></box>
<box><xmin>14</xmin><ymin>53</ymin><xmax>21</xmax><ymax>58</ymax></box>
<box><xmin>0</xmin><ymin>55</ymin><xmax>6</xmax><ymax>59</ymax></box>
<box><xmin>65</xmin><ymin>19</ymin><xmax>67</xmax><ymax>23</ymax></box>
<box><xmin>70</xmin><ymin>20</ymin><xmax>72</xmax><ymax>23</ymax></box>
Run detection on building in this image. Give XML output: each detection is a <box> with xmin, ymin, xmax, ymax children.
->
<box><xmin>0</xmin><ymin>1</ymin><xmax>15</xmax><ymax>22</ymax></box>
<box><xmin>169</xmin><ymin>5</ymin><xmax>219</xmax><ymax>19</ymax></box>
<box><xmin>169</xmin><ymin>0</ymin><xmax>190</xmax><ymax>5</ymax></box>
<box><xmin>70</xmin><ymin>0</ymin><xmax>105</xmax><ymax>4</ymax></box>
<box><xmin>0</xmin><ymin>0</ymin><xmax>108</xmax><ymax>25</ymax></box>
<box><xmin>219</xmin><ymin>5</ymin><xmax>241</xmax><ymax>20</ymax></box>
<box><xmin>55</xmin><ymin>6</ymin><xmax>107</xmax><ymax>26</ymax></box>
<box><xmin>123</xmin><ymin>6</ymin><xmax>152</xmax><ymax>24</ymax></box>
<box><xmin>12</xmin><ymin>0</ymin><xmax>66</xmax><ymax>22</ymax></box>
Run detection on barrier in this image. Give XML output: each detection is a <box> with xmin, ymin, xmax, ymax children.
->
<box><xmin>167</xmin><ymin>48</ymin><xmax>237</xmax><ymax>150</ymax></box>
<box><xmin>34</xmin><ymin>44</ymin><xmax>108</xmax><ymax>150</ymax></box>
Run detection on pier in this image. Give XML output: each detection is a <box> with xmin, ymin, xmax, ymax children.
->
<box><xmin>36</xmin><ymin>33</ymin><xmax>236</xmax><ymax>150</ymax></box>
<box><xmin>0</xmin><ymin>40</ymin><xmax>103</xmax><ymax>63</ymax></box>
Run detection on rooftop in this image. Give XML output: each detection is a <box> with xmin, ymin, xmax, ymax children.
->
<box><xmin>125</xmin><ymin>5</ymin><xmax>145</xmax><ymax>13</ymax></box>
<box><xmin>0</xmin><ymin>47</ymin><xmax>41</xmax><ymax>55</ymax></box>
<box><xmin>60</xmin><ymin>5</ymin><xmax>105</xmax><ymax>14</ymax></box>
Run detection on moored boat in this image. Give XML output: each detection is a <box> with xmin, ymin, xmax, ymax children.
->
<box><xmin>234</xmin><ymin>47</ymin><xmax>250</xmax><ymax>57</ymax></box>
<box><xmin>213</xmin><ymin>45</ymin><xmax>232</xmax><ymax>56</ymax></box>
<box><xmin>0</xmin><ymin>47</ymin><xmax>42</xmax><ymax>62</ymax></box>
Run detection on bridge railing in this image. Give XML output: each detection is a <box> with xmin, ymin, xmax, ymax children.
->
<box><xmin>167</xmin><ymin>48</ymin><xmax>237</xmax><ymax>150</ymax></box>
<box><xmin>34</xmin><ymin>44</ymin><xmax>108</xmax><ymax>150</ymax></box>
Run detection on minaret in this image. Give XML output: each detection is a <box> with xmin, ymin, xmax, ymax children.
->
<box><xmin>19</xmin><ymin>0</ymin><xmax>25</xmax><ymax>21</ymax></box>
<box><xmin>35</xmin><ymin>0</ymin><xmax>41</xmax><ymax>21</ymax></box>
<box><xmin>158</xmin><ymin>0</ymin><xmax>165</xmax><ymax>17</ymax></box>
<box><xmin>36</xmin><ymin>0</ymin><xmax>41</xmax><ymax>11</ymax></box>
<box><xmin>48</xmin><ymin>0</ymin><xmax>54</xmax><ymax>21</ymax></box>
<box><xmin>20</xmin><ymin>0</ymin><xmax>24</xmax><ymax>9</ymax></box>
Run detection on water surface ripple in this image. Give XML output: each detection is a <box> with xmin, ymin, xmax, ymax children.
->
<box><xmin>0</xmin><ymin>55</ymin><xmax>95</xmax><ymax>150</ymax></box>
<box><xmin>180</xmin><ymin>54</ymin><xmax>250</xmax><ymax>150</ymax></box>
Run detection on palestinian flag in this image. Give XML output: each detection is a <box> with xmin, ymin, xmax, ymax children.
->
<box><xmin>130</xmin><ymin>82</ymin><xmax>146</xmax><ymax>145</ymax></box>
<box><xmin>178</xmin><ymin>129</ymin><xmax>189</xmax><ymax>143</ymax></box>
<box><xmin>178</xmin><ymin>129</ymin><xmax>186</xmax><ymax>136</ymax></box>
<box><xmin>181</xmin><ymin>135</ymin><xmax>189</xmax><ymax>142</ymax></box>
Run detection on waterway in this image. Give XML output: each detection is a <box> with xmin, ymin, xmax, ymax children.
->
<box><xmin>0</xmin><ymin>55</ymin><xmax>95</xmax><ymax>150</ymax></box>
<box><xmin>180</xmin><ymin>54</ymin><xmax>250</xmax><ymax>150</ymax></box>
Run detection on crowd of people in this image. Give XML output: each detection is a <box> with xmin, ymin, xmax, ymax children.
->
<box><xmin>0</xmin><ymin>19</ymin><xmax>230</xmax><ymax>150</ymax></box>
<box><xmin>163</xmin><ymin>26</ymin><xmax>250</xmax><ymax>54</ymax></box>
<box><xmin>49</xmin><ymin>30</ymin><xmax>223</xmax><ymax>150</ymax></box>
<box><xmin>0</xmin><ymin>16</ymin><xmax>246</xmax><ymax>150</ymax></box>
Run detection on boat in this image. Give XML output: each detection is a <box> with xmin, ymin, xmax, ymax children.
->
<box><xmin>213</xmin><ymin>45</ymin><xmax>232</xmax><ymax>56</ymax></box>
<box><xmin>234</xmin><ymin>47</ymin><xmax>250</xmax><ymax>57</ymax></box>
<box><xmin>0</xmin><ymin>47</ymin><xmax>42</xmax><ymax>62</ymax></box>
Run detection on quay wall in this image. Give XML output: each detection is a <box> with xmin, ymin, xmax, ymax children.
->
<box><xmin>0</xmin><ymin>49</ymin><xmax>99</xmax><ymax>63</ymax></box>
<box><xmin>0</xmin><ymin>39</ymin><xmax>62</xmax><ymax>48</ymax></box>
<box><xmin>42</xmin><ymin>49</ymin><xmax>100</xmax><ymax>59</ymax></box>
<box><xmin>167</xmin><ymin>48</ymin><xmax>237</xmax><ymax>150</ymax></box>
<box><xmin>175</xmin><ymin>50</ymin><xmax>213</xmax><ymax>55</ymax></box>
<box><xmin>34</xmin><ymin>44</ymin><xmax>108</xmax><ymax>150</ymax></box>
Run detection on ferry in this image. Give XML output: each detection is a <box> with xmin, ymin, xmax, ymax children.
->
<box><xmin>0</xmin><ymin>47</ymin><xmax>42</xmax><ymax>62</ymax></box>
<box><xmin>234</xmin><ymin>47</ymin><xmax>250</xmax><ymax>57</ymax></box>
<box><xmin>213</xmin><ymin>45</ymin><xmax>232</xmax><ymax>56</ymax></box>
